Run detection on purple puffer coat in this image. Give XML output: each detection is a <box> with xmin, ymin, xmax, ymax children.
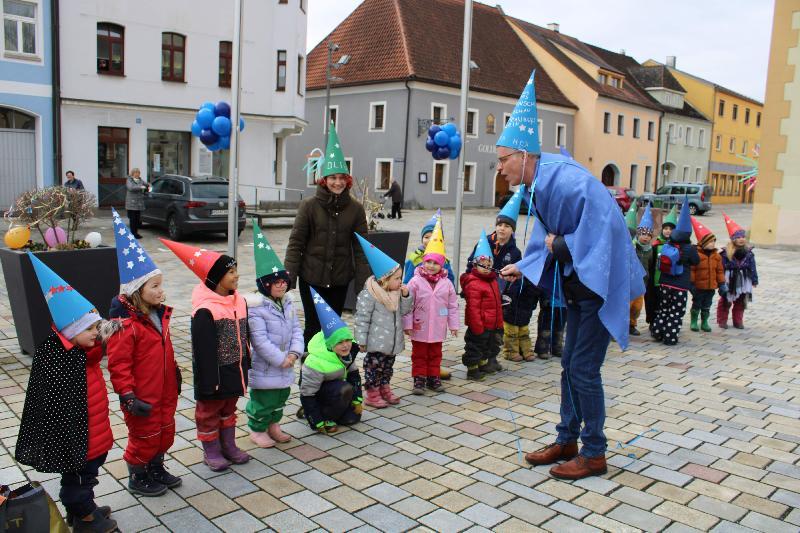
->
<box><xmin>244</xmin><ymin>292</ymin><xmax>303</xmax><ymax>390</ymax></box>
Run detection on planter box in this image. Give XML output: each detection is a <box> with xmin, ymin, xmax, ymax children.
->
<box><xmin>0</xmin><ymin>246</ymin><xmax>120</xmax><ymax>354</ymax></box>
<box><xmin>344</xmin><ymin>230</ymin><xmax>410</xmax><ymax>311</ymax></box>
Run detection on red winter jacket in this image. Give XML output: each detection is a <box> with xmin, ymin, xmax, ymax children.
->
<box><xmin>107</xmin><ymin>296</ymin><xmax>177</xmax><ymax>407</ymax></box>
<box><xmin>460</xmin><ymin>269</ymin><xmax>503</xmax><ymax>335</ymax></box>
<box><xmin>81</xmin><ymin>338</ymin><xmax>114</xmax><ymax>460</ymax></box>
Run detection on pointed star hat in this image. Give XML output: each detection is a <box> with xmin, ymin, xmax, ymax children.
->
<box><xmin>691</xmin><ymin>216</ymin><xmax>715</xmax><ymax>247</ymax></box>
<box><xmin>473</xmin><ymin>230</ymin><xmax>493</xmax><ymax>263</ymax></box>
<box><xmin>321</xmin><ymin>121</ymin><xmax>349</xmax><ymax>178</ymax></box>
<box><xmin>662</xmin><ymin>205</ymin><xmax>679</xmax><ymax>228</ymax></box>
<box><xmin>637</xmin><ymin>204</ymin><xmax>654</xmax><ymax>236</ymax></box>
<box><xmin>497</xmin><ymin>70</ymin><xmax>541</xmax><ymax>154</ymax></box>
<box><xmin>111</xmin><ymin>208</ymin><xmax>161</xmax><ymax>296</ymax></box>
<box><xmin>723</xmin><ymin>213</ymin><xmax>746</xmax><ymax>239</ymax></box>
<box><xmin>496</xmin><ymin>184</ymin><xmax>526</xmax><ymax>231</ymax></box>
<box><xmin>310</xmin><ymin>287</ymin><xmax>354</xmax><ymax>350</ymax></box>
<box><xmin>422</xmin><ymin>217</ymin><xmax>446</xmax><ymax>266</ymax></box>
<box><xmin>159</xmin><ymin>238</ymin><xmax>224</xmax><ymax>283</ymax></box>
<box><xmin>253</xmin><ymin>220</ymin><xmax>289</xmax><ymax>291</ymax></box>
<box><xmin>355</xmin><ymin>233</ymin><xmax>399</xmax><ymax>280</ymax></box>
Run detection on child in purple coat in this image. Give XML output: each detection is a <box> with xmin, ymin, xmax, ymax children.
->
<box><xmin>244</xmin><ymin>226</ymin><xmax>303</xmax><ymax>448</ymax></box>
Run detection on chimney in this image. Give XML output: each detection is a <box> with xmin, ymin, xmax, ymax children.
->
<box><xmin>666</xmin><ymin>56</ymin><xmax>676</xmax><ymax>68</ymax></box>
<box><xmin>547</xmin><ymin>22</ymin><xmax>559</xmax><ymax>33</ymax></box>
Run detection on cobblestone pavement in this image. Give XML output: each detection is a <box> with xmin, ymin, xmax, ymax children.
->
<box><xmin>1</xmin><ymin>204</ymin><xmax>799</xmax><ymax>532</ymax></box>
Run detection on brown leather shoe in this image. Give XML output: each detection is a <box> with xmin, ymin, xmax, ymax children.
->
<box><xmin>524</xmin><ymin>442</ymin><xmax>578</xmax><ymax>466</ymax></box>
<box><xmin>550</xmin><ymin>454</ymin><xmax>607</xmax><ymax>480</ymax></box>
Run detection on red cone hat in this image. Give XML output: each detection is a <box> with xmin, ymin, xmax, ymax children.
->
<box><xmin>722</xmin><ymin>213</ymin><xmax>745</xmax><ymax>239</ymax></box>
<box><xmin>159</xmin><ymin>238</ymin><xmax>221</xmax><ymax>282</ymax></box>
<box><xmin>691</xmin><ymin>217</ymin><xmax>713</xmax><ymax>243</ymax></box>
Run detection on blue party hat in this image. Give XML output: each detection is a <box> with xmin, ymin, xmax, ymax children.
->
<box><xmin>637</xmin><ymin>203</ymin><xmax>653</xmax><ymax>232</ymax></box>
<box><xmin>473</xmin><ymin>230</ymin><xmax>493</xmax><ymax>262</ymax></box>
<box><xmin>497</xmin><ymin>70</ymin><xmax>541</xmax><ymax>154</ymax></box>
<box><xmin>310</xmin><ymin>287</ymin><xmax>353</xmax><ymax>349</ymax></box>
<box><xmin>496</xmin><ymin>184</ymin><xmax>526</xmax><ymax>230</ymax></box>
<box><xmin>421</xmin><ymin>209</ymin><xmax>441</xmax><ymax>239</ymax></box>
<box><xmin>676</xmin><ymin>195</ymin><xmax>692</xmax><ymax>235</ymax></box>
<box><xmin>355</xmin><ymin>233</ymin><xmax>399</xmax><ymax>280</ymax></box>
<box><xmin>111</xmin><ymin>208</ymin><xmax>161</xmax><ymax>295</ymax></box>
<box><xmin>28</xmin><ymin>252</ymin><xmax>97</xmax><ymax>332</ymax></box>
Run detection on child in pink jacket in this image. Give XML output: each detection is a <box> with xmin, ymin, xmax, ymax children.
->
<box><xmin>403</xmin><ymin>250</ymin><xmax>458</xmax><ymax>395</ymax></box>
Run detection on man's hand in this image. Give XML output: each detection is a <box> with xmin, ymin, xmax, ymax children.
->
<box><xmin>545</xmin><ymin>233</ymin><xmax>556</xmax><ymax>253</ymax></box>
<box><xmin>500</xmin><ymin>264</ymin><xmax>521</xmax><ymax>282</ymax></box>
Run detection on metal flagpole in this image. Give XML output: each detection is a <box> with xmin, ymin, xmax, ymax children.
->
<box><xmin>452</xmin><ymin>0</ymin><xmax>473</xmax><ymax>289</ymax></box>
<box><xmin>227</xmin><ymin>0</ymin><xmax>243</xmax><ymax>258</ymax></box>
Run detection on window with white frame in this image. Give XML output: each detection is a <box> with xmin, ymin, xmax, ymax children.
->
<box><xmin>742</xmin><ymin>140</ymin><xmax>748</xmax><ymax>155</ymax></box>
<box><xmin>630</xmin><ymin>164</ymin><xmax>639</xmax><ymax>191</ymax></box>
<box><xmin>603</xmin><ymin>112</ymin><xmax>611</xmax><ymax>134</ymax></box>
<box><xmin>729</xmin><ymin>137</ymin><xmax>736</xmax><ymax>153</ymax></box>
<box><xmin>466</xmin><ymin>109</ymin><xmax>478</xmax><ymax>137</ymax></box>
<box><xmin>307</xmin><ymin>155</ymin><xmax>321</xmax><ymax>186</ymax></box>
<box><xmin>432</xmin><ymin>103</ymin><xmax>446</xmax><ymax>124</ymax></box>
<box><xmin>617</xmin><ymin>114</ymin><xmax>624</xmax><ymax>136</ymax></box>
<box><xmin>644</xmin><ymin>165</ymin><xmax>653</xmax><ymax>192</ymax></box>
<box><xmin>369</xmin><ymin>101</ymin><xmax>386</xmax><ymax>132</ymax></box>
<box><xmin>633</xmin><ymin>118</ymin><xmax>640</xmax><ymax>139</ymax></box>
<box><xmin>485</xmin><ymin>113</ymin><xmax>495</xmax><ymax>134</ymax></box>
<box><xmin>325</xmin><ymin>105</ymin><xmax>339</xmax><ymax>132</ymax></box>
<box><xmin>503</xmin><ymin>112</ymin><xmax>511</xmax><ymax>126</ymax></box>
<box><xmin>433</xmin><ymin>161</ymin><xmax>448</xmax><ymax>193</ymax></box>
<box><xmin>715</xmin><ymin>134</ymin><xmax>722</xmax><ymax>151</ymax></box>
<box><xmin>3</xmin><ymin>0</ymin><xmax>37</xmax><ymax>56</ymax></box>
<box><xmin>685</xmin><ymin>126</ymin><xmax>692</xmax><ymax>146</ymax></box>
<box><xmin>555</xmin><ymin>123</ymin><xmax>566</xmax><ymax>148</ymax></box>
<box><xmin>375</xmin><ymin>158</ymin><xmax>392</xmax><ymax>191</ymax></box>
<box><xmin>695</xmin><ymin>167</ymin><xmax>702</xmax><ymax>181</ymax></box>
<box><xmin>344</xmin><ymin>157</ymin><xmax>353</xmax><ymax>176</ymax></box>
<box><xmin>698</xmin><ymin>129</ymin><xmax>705</xmax><ymax>149</ymax></box>
<box><xmin>682</xmin><ymin>166</ymin><xmax>689</xmax><ymax>181</ymax></box>
<box><xmin>538</xmin><ymin>119</ymin><xmax>543</xmax><ymax>144</ymax></box>
<box><xmin>647</xmin><ymin>121</ymin><xmax>655</xmax><ymax>141</ymax></box>
<box><xmin>463</xmin><ymin>162</ymin><xmax>476</xmax><ymax>193</ymax></box>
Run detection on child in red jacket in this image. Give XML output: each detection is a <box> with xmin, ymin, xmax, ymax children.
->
<box><xmin>106</xmin><ymin>209</ymin><xmax>181</xmax><ymax>497</ymax></box>
<box><xmin>460</xmin><ymin>231</ymin><xmax>503</xmax><ymax>381</ymax></box>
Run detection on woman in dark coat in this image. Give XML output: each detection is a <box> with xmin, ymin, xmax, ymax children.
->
<box><xmin>384</xmin><ymin>179</ymin><xmax>403</xmax><ymax>219</ymax></box>
<box><xmin>125</xmin><ymin>167</ymin><xmax>149</xmax><ymax>239</ymax></box>
<box><xmin>285</xmin><ymin>123</ymin><xmax>371</xmax><ymax>348</ymax></box>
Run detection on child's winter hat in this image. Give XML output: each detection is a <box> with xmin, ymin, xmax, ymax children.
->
<box><xmin>310</xmin><ymin>287</ymin><xmax>354</xmax><ymax>350</ymax></box>
<box><xmin>421</xmin><ymin>209</ymin><xmax>441</xmax><ymax>239</ymax></box>
<box><xmin>28</xmin><ymin>252</ymin><xmax>101</xmax><ymax>339</ymax></box>
<box><xmin>321</xmin><ymin>122</ymin><xmax>349</xmax><ymax>178</ymax></box>
<box><xmin>422</xmin><ymin>217</ymin><xmax>446</xmax><ymax>267</ymax></box>
<box><xmin>691</xmin><ymin>217</ymin><xmax>716</xmax><ymax>248</ymax></box>
<box><xmin>497</xmin><ymin>70</ymin><xmax>541</xmax><ymax>155</ymax></box>
<box><xmin>662</xmin><ymin>205</ymin><xmax>679</xmax><ymax>229</ymax></box>
<box><xmin>723</xmin><ymin>213</ymin><xmax>746</xmax><ymax>239</ymax></box>
<box><xmin>355</xmin><ymin>233</ymin><xmax>399</xmax><ymax>280</ymax></box>
<box><xmin>159</xmin><ymin>238</ymin><xmax>236</xmax><ymax>291</ymax></box>
<box><xmin>636</xmin><ymin>204</ymin><xmax>654</xmax><ymax>237</ymax></box>
<box><xmin>496</xmin><ymin>184</ymin><xmax>526</xmax><ymax>231</ymax></box>
<box><xmin>253</xmin><ymin>220</ymin><xmax>289</xmax><ymax>295</ymax></box>
<box><xmin>473</xmin><ymin>230</ymin><xmax>493</xmax><ymax>264</ymax></box>
<box><xmin>111</xmin><ymin>208</ymin><xmax>161</xmax><ymax>296</ymax></box>
<box><xmin>625</xmin><ymin>204</ymin><xmax>638</xmax><ymax>234</ymax></box>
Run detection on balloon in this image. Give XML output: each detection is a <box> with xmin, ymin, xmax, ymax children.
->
<box><xmin>44</xmin><ymin>226</ymin><xmax>67</xmax><ymax>248</ymax></box>
<box><xmin>428</xmin><ymin>125</ymin><xmax>441</xmax><ymax>138</ymax></box>
<box><xmin>448</xmin><ymin>147</ymin><xmax>460</xmax><ymax>160</ymax></box>
<box><xmin>196</xmin><ymin>108</ymin><xmax>215</xmax><ymax>129</ymax></box>
<box><xmin>442</xmin><ymin>123</ymin><xmax>458</xmax><ymax>137</ymax></box>
<box><xmin>425</xmin><ymin>137</ymin><xmax>436</xmax><ymax>152</ymax></box>
<box><xmin>211</xmin><ymin>116</ymin><xmax>232</xmax><ymax>136</ymax></box>
<box><xmin>199</xmin><ymin>128</ymin><xmax>219</xmax><ymax>146</ymax></box>
<box><xmin>215</xmin><ymin>101</ymin><xmax>231</xmax><ymax>118</ymax></box>
<box><xmin>84</xmin><ymin>231</ymin><xmax>102</xmax><ymax>248</ymax></box>
<box><xmin>448</xmin><ymin>135</ymin><xmax>462</xmax><ymax>152</ymax></box>
<box><xmin>200</xmin><ymin>101</ymin><xmax>216</xmax><ymax>111</ymax></box>
<box><xmin>239</xmin><ymin>117</ymin><xmax>245</xmax><ymax>131</ymax></box>
<box><xmin>206</xmin><ymin>141</ymin><xmax>221</xmax><ymax>151</ymax></box>
<box><xmin>219</xmin><ymin>136</ymin><xmax>231</xmax><ymax>150</ymax></box>
<box><xmin>434</xmin><ymin>146</ymin><xmax>451</xmax><ymax>160</ymax></box>
<box><xmin>4</xmin><ymin>226</ymin><xmax>30</xmax><ymax>249</ymax></box>
<box><xmin>434</xmin><ymin>131</ymin><xmax>450</xmax><ymax>147</ymax></box>
<box><xmin>191</xmin><ymin>120</ymin><xmax>202</xmax><ymax>137</ymax></box>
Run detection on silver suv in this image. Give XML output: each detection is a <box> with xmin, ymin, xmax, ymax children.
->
<box><xmin>639</xmin><ymin>182</ymin><xmax>713</xmax><ymax>215</ymax></box>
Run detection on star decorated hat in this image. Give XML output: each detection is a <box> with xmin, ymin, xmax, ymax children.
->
<box><xmin>253</xmin><ymin>220</ymin><xmax>288</xmax><ymax>287</ymax></box>
<box><xmin>28</xmin><ymin>252</ymin><xmax>100</xmax><ymax>338</ymax></box>
<box><xmin>676</xmin><ymin>195</ymin><xmax>692</xmax><ymax>236</ymax></box>
<box><xmin>497</xmin><ymin>70</ymin><xmax>541</xmax><ymax>154</ymax></box>
<box><xmin>496</xmin><ymin>184</ymin><xmax>526</xmax><ymax>231</ymax></box>
<box><xmin>662</xmin><ymin>205</ymin><xmax>679</xmax><ymax>228</ymax></box>
<box><xmin>473</xmin><ymin>230</ymin><xmax>493</xmax><ymax>263</ymax></box>
<box><xmin>422</xmin><ymin>217</ymin><xmax>446</xmax><ymax>266</ymax></box>
<box><xmin>321</xmin><ymin>121</ymin><xmax>349</xmax><ymax>178</ymax></box>
<box><xmin>310</xmin><ymin>287</ymin><xmax>354</xmax><ymax>350</ymax></box>
<box><xmin>159</xmin><ymin>238</ymin><xmax>224</xmax><ymax>283</ymax></box>
<box><xmin>355</xmin><ymin>233</ymin><xmax>399</xmax><ymax>280</ymax></box>
<box><xmin>691</xmin><ymin>216</ymin><xmax>715</xmax><ymax>247</ymax></box>
<box><xmin>111</xmin><ymin>208</ymin><xmax>161</xmax><ymax>296</ymax></box>
<box><xmin>625</xmin><ymin>204</ymin><xmax>638</xmax><ymax>233</ymax></box>
<box><xmin>723</xmin><ymin>212</ymin><xmax>746</xmax><ymax>239</ymax></box>
<box><xmin>637</xmin><ymin>204</ymin><xmax>654</xmax><ymax>236</ymax></box>
<box><xmin>421</xmin><ymin>209</ymin><xmax>441</xmax><ymax>239</ymax></box>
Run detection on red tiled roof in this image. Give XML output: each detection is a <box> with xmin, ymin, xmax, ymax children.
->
<box><xmin>305</xmin><ymin>0</ymin><xmax>575</xmax><ymax>108</ymax></box>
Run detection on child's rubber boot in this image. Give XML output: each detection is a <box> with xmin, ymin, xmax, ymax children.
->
<box><xmin>534</xmin><ymin>331</ymin><xmax>550</xmax><ymax>359</ymax></box>
<box><xmin>466</xmin><ymin>366</ymin><xmax>485</xmax><ymax>381</ymax></box>
<box><xmin>379</xmin><ymin>384</ymin><xmax>401</xmax><ymax>405</ymax></box>
<box><xmin>219</xmin><ymin>427</ymin><xmax>251</xmax><ymax>464</ymax></box>
<box><xmin>552</xmin><ymin>330</ymin><xmax>564</xmax><ymax>357</ymax></box>
<box><xmin>412</xmin><ymin>377</ymin><xmax>426</xmax><ymax>395</ymax></box>
<box><xmin>478</xmin><ymin>359</ymin><xmax>493</xmax><ymax>375</ymax></box>
<box><xmin>202</xmin><ymin>439</ymin><xmax>231</xmax><ymax>471</ymax></box>
<box><xmin>364</xmin><ymin>387</ymin><xmax>388</xmax><ymax>408</ymax></box>
<box><xmin>700</xmin><ymin>310</ymin><xmax>712</xmax><ymax>332</ymax></box>
<box><xmin>67</xmin><ymin>506</ymin><xmax>111</xmax><ymax>527</ymax></box>
<box><xmin>72</xmin><ymin>508</ymin><xmax>118</xmax><ymax>533</ymax></box>
<box><xmin>148</xmin><ymin>453</ymin><xmax>182</xmax><ymax>488</ymax></box>
<box><xmin>250</xmin><ymin>431</ymin><xmax>276</xmax><ymax>448</ymax></box>
<box><xmin>268</xmin><ymin>423</ymin><xmax>292</xmax><ymax>443</ymax></box>
<box><xmin>427</xmin><ymin>376</ymin><xmax>444</xmax><ymax>392</ymax></box>
<box><xmin>486</xmin><ymin>357</ymin><xmax>503</xmax><ymax>373</ymax></box>
<box><xmin>439</xmin><ymin>368</ymin><xmax>452</xmax><ymax>380</ymax></box>
<box><xmin>690</xmin><ymin>309</ymin><xmax>700</xmax><ymax>332</ymax></box>
<box><xmin>127</xmin><ymin>463</ymin><xmax>168</xmax><ymax>497</ymax></box>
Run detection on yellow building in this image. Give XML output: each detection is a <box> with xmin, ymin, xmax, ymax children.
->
<box><xmin>509</xmin><ymin>20</ymin><xmax>662</xmax><ymax>193</ymax></box>
<box><xmin>751</xmin><ymin>0</ymin><xmax>800</xmax><ymax>246</ymax></box>
<box><xmin>644</xmin><ymin>59</ymin><xmax>764</xmax><ymax>205</ymax></box>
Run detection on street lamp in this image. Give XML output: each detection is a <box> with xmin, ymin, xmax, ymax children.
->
<box><xmin>324</xmin><ymin>41</ymin><xmax>350</xmax><ymax>144</ymax></box>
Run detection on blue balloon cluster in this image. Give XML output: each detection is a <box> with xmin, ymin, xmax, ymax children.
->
<box><xmin>425</xmin><ymin>123</ymin><xmax>462</xmax><ymax>160</ymax></box>
<box><xmin>191</xmin><ymin>101</ymin><xmax>245</xmax><ymax>151</ymax></box>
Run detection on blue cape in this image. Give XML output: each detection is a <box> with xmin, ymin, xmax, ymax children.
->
<box><xmin>517</xmin><ymin>153</ymin><xmax>645</xmax><ymax>349</ymax></box>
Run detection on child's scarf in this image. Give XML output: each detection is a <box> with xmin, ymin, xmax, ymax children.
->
<box><xmin>416</xmin><ymin>264</ymin><xmax>447</xmax><ymax>286</ymax></box>
<box><xmin>366</xmin><ymin>275</ymin><xmax>400</xmax><ymax>312</ymax></box>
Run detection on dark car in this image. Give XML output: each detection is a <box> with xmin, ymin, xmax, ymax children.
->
<box><xmin>606</xmin><ymin>186</ymin><xmax>635</xmax><ymax>212</ymax></box>
<box><xmin>142</xmin><ymin>175</ymin><xmax>246</xmax><ymax>240</ymax></box>
<box><xmin>639</xmin><ymin>182</ymin><xmax>713</xmax><ymax>215</ymax></box>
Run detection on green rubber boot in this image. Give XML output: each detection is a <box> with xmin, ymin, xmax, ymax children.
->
<box><xmin>690</xmin><ymin>309</ymin><xmax>700</xmax><ymax>332</ymax></box>
<box><xmin>700</xmin><ymin>310</ymin><xmax>712</xmax><ymax>332</ymax></box>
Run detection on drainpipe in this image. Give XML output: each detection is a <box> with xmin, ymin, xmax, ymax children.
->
<box><xmin>51</xmin><ymin>0</ymin><xmax>62</xmax><ymax>184</ymax></box>
<box><xmin>654</xmin><ymin>110</ymin><xmax>663</xmax><ymax>191</ymax></box>
<box><xmin>400</xmin><ymin>80</ymin><xmax>411</xmax><ymax>206</ymax></box>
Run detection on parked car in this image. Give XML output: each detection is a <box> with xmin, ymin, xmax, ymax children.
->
<box><xmin>606</xmin><ymin>186</ymin><xmax>635</xmax><ymax>212</ymax></box>
<box><xmin>142</xmin><ymin>175</ymin><xmax>246</xmax><ymax>240</ymax></box>
<box><xmin>638</xmin><ymin>182</ymin><xmax>713</xmax><ymax>215</ymax></box>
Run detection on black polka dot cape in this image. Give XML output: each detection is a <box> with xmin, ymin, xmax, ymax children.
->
<box><xmin>15</xmin><ymin>331</ymin><xmax>89</xmax><ymax>473</ymax></box>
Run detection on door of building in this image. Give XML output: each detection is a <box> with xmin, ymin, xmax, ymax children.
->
<box><xmin>0</xmin><ymin>107</ymin><xmax>36</xmax><ymax>209</ymax></box>
<box><xmin>147</xmin><ymin>130</ymin><xmax>190</xmax><ymax>180</ymax></box>
<box><xmin>98</xmin><ymin>126</ymin><xmax>129</xmax><ymax>207</ymax></box>
<box><xmin>494</xmin><ymin>169</ymin><xmax>509</xmax><ymax>207</ymax></box>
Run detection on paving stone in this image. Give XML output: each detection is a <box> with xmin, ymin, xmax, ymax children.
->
<box><xmin>355</xmin><ymin>504</ymin><xmax>418</xmax><ymax>533</ymax></box>
<box><xmin>432</xmin><ymin>491</ymin><xmax>478</xmax><ymax>513</ymax></box>
<box><xmin>291</xmin><ymin>469</ymin><xmax>341</xmax><ymax>493</ymax></box>
<box><xmin>419</xmin><ymin>508</ymin><xmax>474</xmax><ymax>533</ymax></box>
<box><xmin>312</xmin><ymin>508</ymin><xmax>365</xmax><ymax>532</ymax></box>
<box><xmin>583</xmin><ymin>513</ymin><xmax>643</xmax><ymax>533</ymax></box>
<box><xmin>680</xmin><ymin>463</ymin><xmax>728</xmax><ymax>483</ymax></box>
<box><xmin>272</xmin><ymin>458</ymin><xmax>312</xmax><ymax>476</ymax></box>
<box><xmin>541</xmin><ymin>514</ymin><xmax>601</xmax><ymax>533</ymax></box>
<box><xmin>263</xmin><ymin>509</ymin><xmax>318</xmax><ymax>532</ymax></box>
<box><xmin>685</xmin><ymin>429</ymin><xmax>728</xmax><ymax>445</ymax></box>
<box><xmin>498</xmin><ymin>498</ymin><xmax>556</xmax><ymax>526</ymax></box>
<box><xmin>320</xmin><ymin>485</ymin><xmax>376</xmax><ymax>513</ymax></box>
<box><xmin>653</xmin><ymin>500</ymin><xmax>720</xmax><ymax>531</ymax></box>
<box><xmin>207</xmin><ymin>471</ymin><xmax>258</xmax><ymax>498</ymax></box>
<box><xmin>363</xmin><ymin>481</ymin><xmax>411</xmax><ymax>505</ymax></box>
<box><xmin>461</xmin><ymin>481</ymin><xmax>514</xmax><ymax>507</ymax></box>
<box><xmin>111</xmin><ymin>504</ymin><xmax>161</xmax><ymax>532</ymax></box>
<box><xmin>255</xmin><ymin>473</ymin><xmax>304</xmax><ymax>498</ymax></box>
<box><xmin>384</xmin><ymin>450</ymin><xmax>424</xmax><ymax>468</ymax></box>
<box><xmin>710</xmin><ymin>520</ymin><xmax>761</xmax><ymax>532</ymax></box>
<box><xmin>186</xmin><ymin>490</ymin><xmax>238</xmax><ymax>519</ymax></box>
<box><xmin>282</xmin><ymin>489</ymin><xmax>336</xmax><ymax>517</ymax></box>
<box><xmin>459</xmin><ymin>502</ymin><xmax>510</xmax><ymax>529</ymax></box>
<box><xmin>688</xmin><ymin>495</ymin><xmax>748</xmax><ymax>522</ymax></box>
<box><xmin>499</xmin><ymin>480</ymin><xmax>556</xmax><ymax>506</ymax></box>
<box><xmin>160</xmin><ymin>507</ymin><xmax>222</xmax><ymax>533</ymax></box>
<box><xmin>390</xmin><ymin>496</ymin><xmax>438</xmax><ymax>520</ymax></box>
<box><xmin>739</xmin><ymin>511</ymin><xmax>798</xmax><ymax>533</ymax></box>
<box><xmin>211</xmin><ymin>510</ymin><xmax>264</xmax><ymax>532</ymax></box>
<box><xmin>607</xmin><ymin>503</ymin><xmax>671</xmax><ymax>532</ymax></box>
<box><xmin>573</xmin><ymin>475</ymin><xmax>619</xmax><ymax>495</ymax></box>
<box><xmin>640</xmin><ymin>464</ymin><xmax>693</xmax><ymax>487</ymax></box>
<box><xmin>138</xmin><ymin>488</ymin><xmax>189</xmax><ymax>515</ymax></box>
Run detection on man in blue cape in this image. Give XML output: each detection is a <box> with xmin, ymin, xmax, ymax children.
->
<box><xmin>498</xmin><ymin>71</ymin><xmax>645</xmax><ymax>480</ymax></box>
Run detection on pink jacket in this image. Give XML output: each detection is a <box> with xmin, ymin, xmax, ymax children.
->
<box><xmin>403</xmin><ymin>267</ymin><xmax>459</xmax><ymax>343</ymax></box>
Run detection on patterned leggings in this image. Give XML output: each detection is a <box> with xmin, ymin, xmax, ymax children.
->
<box><xmin>650</xmin><ymin>286</ymin><xmax>689</xmax><ymax>345</ymax></box>
<box><xmin>363</xmin><ymin>352</ymin><xmax>396</xmax><ymax>389</ymax></box>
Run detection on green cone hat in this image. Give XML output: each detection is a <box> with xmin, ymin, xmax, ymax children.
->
<box><xmin>252</xmin><ymin>220</ymin><xmax>286</xmax><ymax>280</ymax></box>
<box><xmin>662</xmin><ymin>205</ymin><xmax>679</xmax><ymax>228</ymax></box>
<box><xmin>625</xmin><ymin>204</ymin><xmax>638</xmax><ymax>232</ymax></box>
<box><xmin>321</xmin><ymin>122</ymin><xmax>349</xmax><ymax>178</ymax></box>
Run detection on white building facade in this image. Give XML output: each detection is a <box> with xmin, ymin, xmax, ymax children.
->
<box><xmin>58</xmin><ymin>0</ymin><xmax>307</xmax><ymax>206</ymax></box>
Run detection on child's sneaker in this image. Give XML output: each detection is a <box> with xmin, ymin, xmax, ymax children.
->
<box><xmin>250</xmin><ymin>431</ymin><xmax>276</xmax><ymax>448</ymax></box>
<box><xmin>505</xmin><ymin>353</ymin><xmax>523</xmax><ymax>362</ymax></box>
<box><xmin>364</xmin><ymin>387</ymin><xmax>388</xmax><ymax>408</ymax></box>
<box><xmin>466</xmin><ymin>366</ymin><xmax>485</xmax><ymax>381</ymax></box>
<box><xmin>426</xmin><ymin>377</ymin><xmax>444</xmax><ymax>392</ymax></box>
<box><xmin>485</xmin><ymin>358</ymin><xmax>503</xmax><ymax>372</ymax></box>
<box><xmin>412</xmin><ymin>377</ymin><xmax>426</xmax><ymax>395</ymax></box>
<box><xmin>72</xmin><ymin>508</ymin><xmax>117</xmax><ymax>533</ymax></box>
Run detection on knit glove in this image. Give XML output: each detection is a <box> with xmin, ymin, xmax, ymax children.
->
<box><xmin>120</xmin><ymin>393</ymin><xmax>152</xmax><ymax>417</ymax></box>
<box><xmin>718</xmin><ymin>283</ymin><xmax>728</xmax><ymax>297</ymax></box>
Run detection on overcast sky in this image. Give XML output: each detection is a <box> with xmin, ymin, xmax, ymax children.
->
<box><xmin>306</xmin><ymin>0</ymin><xmax>774</xmax><ymax>102</ymax></box>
